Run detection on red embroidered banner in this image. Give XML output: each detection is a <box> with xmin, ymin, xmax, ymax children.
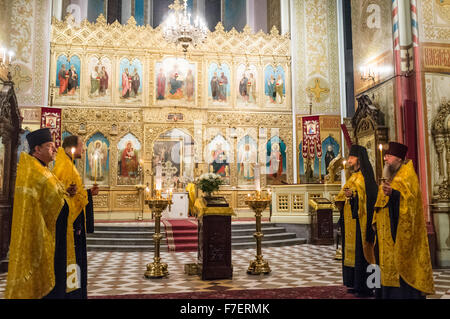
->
<box><xmin>302</xmin><ymin>116</ymin><xmax>322</xmax><ymax>159</ymax></box>
<box><xmin>41</xmin><ymin>107</ymin><xmax>62</xmax><ymax>148</ymax></box>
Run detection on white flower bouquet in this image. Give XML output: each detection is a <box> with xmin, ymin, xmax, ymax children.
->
<box><xmin>196</xmin><ymin>173</ymin><xmax>224</xmax><ymax>197</ymax></box>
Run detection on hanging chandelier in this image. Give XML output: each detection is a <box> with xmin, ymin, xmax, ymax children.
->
<box><xmin>162</xmin><ymin>0</ymin><xmax>208</xmax><ymax>53</ymax></box>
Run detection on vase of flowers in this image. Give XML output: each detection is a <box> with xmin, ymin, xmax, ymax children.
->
<box><xmin>196</xmin><ymin>173</ymin><xmax>224</xmax><ymax>198</ymax></box>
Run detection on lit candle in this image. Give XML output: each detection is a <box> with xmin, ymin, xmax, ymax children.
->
<box><xmin>341</xmin><ymin>160</ymin><xmax>347</xmax><ymax>184</ymax></box>
<box><xmin>378</xmin><ymin>144</ymin><xmax>384</xmax><ymax>175</ymax></box>
<box><xmin>71</xmin><ymin>147</ymin><xmax>75</xmax><ymax>181</ymax></box>
<box><xmin>1</xmin><ymin>48</ymin><xmax>5</xmax><ymax>63</ymax></box>
<box><xmin>8</xmin><ymin>51</ymin><xmax>13</xmax><ymax>64</ymax></box>
<box><xmin>93</xmin><ymin>154</ymin><xmax>98</xmax><ymax>184</ymax></box>
<box><xmin>168</xmin><ymin>188</ymin><xmax>173</xmax><ymax>200</ymax></box>
<box><xmin>254</xmin><ymin>163</ymin><xmax>261</xmax><ymax>191</ymax></box>
<box><xmin>156</xmin><ymin>164</ymin><xmax>162</xmax><ymax>190</ymax></box>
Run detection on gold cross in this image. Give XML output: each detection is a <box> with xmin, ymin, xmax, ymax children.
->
<box><xmin>306</xmin><ymin>78</ymin><xmax>329</xmax><ymax>103</ymax></box>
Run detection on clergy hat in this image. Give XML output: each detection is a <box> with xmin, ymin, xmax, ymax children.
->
<box><xmin>348</xmin><ymin>144</ymin><xmax>367</xmax><ymax>158</ymax></box>
<box><xmin>385</xmin><ymin>142</ymin><xmax>408</xmax><ymax>160</ymax></box>
<box><xmin>26</xmin><ymin>128</ymin><xmax>53</xmax><ymax>151</ymax></box>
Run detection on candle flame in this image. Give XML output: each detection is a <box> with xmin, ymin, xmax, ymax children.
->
<box><xmin>379</xmin><ymin>144</ymin><xmax>383</xmax><ymax>151</ymax></box>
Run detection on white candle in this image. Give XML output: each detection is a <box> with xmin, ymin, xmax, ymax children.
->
<box><xmin>93</xmin><ymin>154</ymin><xmax>98</xmax><ymax>184</ymax></box>
<box><xmin>254</xmin><ymin>163</ymin><xmax>261</xmax><ymax>191</ymax></box>
<box><xmin>156</xmin><ymin>164</ymin><xmax>162</xmax><ymax>190</ymax></box>
<box><xmin>8</xmin><ymin>51</ymin><xmax>13</xmax><ymax>64</ymax></box>
<box><xmin>1</xmin><ymin>48</ymin><xmax>5</xmax><ymax>63</ymax></box>
<box><xmin>341</xmin><ymin>160</ymin><xmax>347</xmax><ymax>185</ymax></box>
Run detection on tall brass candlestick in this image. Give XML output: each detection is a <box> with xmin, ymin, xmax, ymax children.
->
<box><xmin>245</xmin><ymin>190</ymin><xmax>271</xmax><ymax>275</ymax></box>
<box><xmin>144</xmin><ymin>193</ymin><xmax>172</xmax><ymax>279</ymax></box>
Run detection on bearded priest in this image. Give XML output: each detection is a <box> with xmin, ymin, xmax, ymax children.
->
<box><xmin>373</xmin><ymin>142</ymin><xmax>434</xmax><ymax>299</ymax></box>
<box><xmin>335</xmin><ymin>144</ymin><xmax>378</xmax><ymax>297</ymax></box>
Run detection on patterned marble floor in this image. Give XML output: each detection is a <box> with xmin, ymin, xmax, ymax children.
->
<box><xmin>1</xmin><ymin>245</ymin><xmax>449</xmax><ymax>299</ymax></box>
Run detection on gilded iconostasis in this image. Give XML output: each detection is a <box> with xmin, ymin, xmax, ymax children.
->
<box><xmin>45</xmin><ymin>14</ymin><xmax>294</xmax><ymax>215</ymax></box>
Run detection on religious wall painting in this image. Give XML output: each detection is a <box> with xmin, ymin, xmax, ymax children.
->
<box><xmin>152</xmin><ymin>139</ymin><xmax>183</xmax><ymax>188</ymax></box>
<box><xmin>237</xmin><ymin>135</ymin><xmax>258</xmax><ymax>185</ymax></box>
<box><xmin>119</xmin><ymin>58</ymin><xmax>143</xmax><ymax>103</ymax></box>
<box><xmin>117</xmin><ymin>133</ymin><xmax>142</xmax><ymax>185</ymax></box>
<box><xmin>357</xmin><ymin>134</ymin><xmax>376</xmax><ymax>173</ymax></box>
<box><xmin>265</xmin><ymin>136</ymin><xmax>287</xmax><ymax>185</ymax></box>
<box><xmin>321</xmin><ymin>135</ymin><xmax>340</xmax><ymax>176</ymax></box>
<box><xmin>237</xmin><ymin>63</ymin><xmax>258</xmax><ymax>107</ymax></box>
<box><xmin>0</xmin><ymin>137</ymin><xmax>4</xmax><ymax>193</ymax></box>
<box><xmin>88</xmin><ymin>56</ymin><xmax>112</xmax><ymax>102</ymax></box>
<box><xmin>264</xmin><ymin>65</ymin><xmax>286</xmax><ymax>106</ymax></box>
<box><xmin>17</xmin><ymin>129</ymin><xmax>30</xmax><ymax>161</ymax></box>
<box><xmin>208</xmin><ymin>62</ymin><xmax>231</xmax><ymax>106</ymax></box>
<box><xmin>206</xmin><ymin>135</ymin><xmax>231</xmax><ymax>185</ymax></box>
<box><xmin>55</xmin><ymin>54</ymin><xmax>81</xmax><ymax>102</ymax></box>
<box><xmin>85</xmin><ymin>132</ymin><xmax>110</xmax><ymax>186</ymax></box>
<box><xmin>155</xmin><ymin>57</ymin><xmax>196</xmax><ymax>106</ymax></box>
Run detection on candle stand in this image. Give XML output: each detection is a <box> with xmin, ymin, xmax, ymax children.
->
<box><xmin>144</xmin><ymin>190</ymin><xmax>172</xmax><ymax>279</ymax></box>
<box><xmin>245</xmin><ymin>191</ymin><xmax>272</xmax><ymax>275</ymax></box>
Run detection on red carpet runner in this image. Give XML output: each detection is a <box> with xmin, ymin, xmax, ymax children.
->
<box><xmin>91</xmin><ymin>286</ymin><xmax>370</xmax><ymax>299</ymax></box>
<box><xmin>162</xmin><ymin>219</ymin><xmax>198</xmax><ymax>252</ymax></box>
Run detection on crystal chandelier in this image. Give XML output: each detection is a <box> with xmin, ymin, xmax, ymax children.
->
<box><xmin>162</xmin><ymin>0</ymin><xmax>208</xmax><ymax>53</ymax></box>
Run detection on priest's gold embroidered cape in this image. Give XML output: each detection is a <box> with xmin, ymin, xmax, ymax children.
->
<box><xmin>5</xmin><ymin>153</ymin><xmax>67</xmax><ymax>299</ymax></box>
<box><xmin>373</xmin><ymin>161</ymin><xmax>434</xmax><ymax>294</ymax></box>
<box><xmin>52</xmin><ymin>147</ymin><xmax>89</xmax><ymax>293</ymax></box>
<box><xmin>335</xmin><ymin>171</ymin><xmax>375</xmax><ymax>267</ymax></box>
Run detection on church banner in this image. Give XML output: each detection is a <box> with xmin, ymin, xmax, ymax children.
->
<box><xmin>302</xmin><ymin>116</ymin><xmax>322</xmax><ymax>158</ymax></box>
<box><xmin>40</xmin><ymin>107</ymin><xmax>62</xmax><ymax>148</ymax></box>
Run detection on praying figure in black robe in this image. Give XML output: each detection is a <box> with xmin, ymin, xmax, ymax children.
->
<box><xmin>335</xmin><ymin>144</ymin><xmax>377</xmax><ymax>297</ymax></box>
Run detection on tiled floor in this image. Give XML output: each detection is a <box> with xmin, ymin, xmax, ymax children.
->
<box><xmin>1</xmin><ymin>244</ymin><xmax>449</xmax><ymax>299</ymax></box>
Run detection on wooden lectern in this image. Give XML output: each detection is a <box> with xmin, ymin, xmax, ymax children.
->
<box><xmin>309</xmin><ymin>198</ymin><xmax>334</xmax><ymax>245</ymax></box>
<box><xmin>194</xmin><ymin>198</ymin><xmax>235</xmax><ymax>280</ymax></box>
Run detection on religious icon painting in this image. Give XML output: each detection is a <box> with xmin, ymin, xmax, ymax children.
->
<box><xmin>237</xmin><ymin>135</ymin><xmax>258</xmax><ymax>186</ymax></box>
<box><xmin>152</xmin><ymin>139</ymin><xmax>183</xmax><ymax>188</ymax></box>
<box><xmin>237</xmin><ymin>63</ymin><xmax>258</xmax><ymax>107</ymax></box>
<box><xmin>117</xmin><ymin>133</ymin><xmax>142</xmax><ymax>185</ymax></box>
<box><xmin>17</xmin><ymin>130</ymin><xmax>30</xmax><ymax>161</ymax></box>
<box><xmin>85</xmin><ymin>133</ymin><xmax>110</xmax><ymax>186</ymax></box>
<box><xmin>208</xmin><ymin>62</ymin><xmax>231</xmax><ymax>106</ymax></box>
<box><xmin>264</xmin><ymin>65</ymin><xmax>286</xmax><ymax>106</ymax></box>
<box><xmin>55</xmin><ymin>54</ymin><xmax>81</xmax><ymax>103</ymax></box>
<box><xmin>154</xmin><ymin>57</ymin><xmax>196</xmax><ymax>107</ymax></box>
<box><xmin>118</xmin><ymin>58</ymin><xmax>143</xmax><ymax>103</ymax></box>
<box><xmin>88</xmin><ymin>56</ymin><xmax>112</xmax><ymax>102</ymax></box>
<box><xmin>265</xmin><ymin>136</ymin><xmax>287</xmax><ymax>185</ymax></box>
<box><xmin>321</xmin><ymin>135</ymin><xmax>340</xmax><ymax>177</ymax></box>
<box><xmin>206</xmin><ymin>135</ymin><xmax>231</xmax><ymax>185</ymax></box>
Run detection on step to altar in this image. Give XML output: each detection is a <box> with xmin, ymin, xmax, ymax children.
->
<box><xmin>87</xmin><ymin>222</ymin><xmax>307</xmax><ymax>252</ymax></box>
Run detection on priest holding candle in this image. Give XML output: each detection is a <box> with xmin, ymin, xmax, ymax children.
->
<box><xmin>334</xmin><ymin>144</ymin><xmax>377</xmax><ymax>297</ymax></box>
<box><xmin>52</xmin><ymin>135</ymin><xmax>99</xmax><ymax>299</ymax></box>
<box><xmin>373</xmin><ymin>142</ymin><xmax>434</xmax><ymax>299</ymax></box>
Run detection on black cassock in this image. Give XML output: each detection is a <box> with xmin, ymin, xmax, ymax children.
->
<box><xmin>338</xmin><ymin>194</ymin><xmax>374</xmax><ymax>297</ymax></box>
<box><xmin>67</xmin><ymin>190</ymin><xmax>95</xmax><ymax>299</ymax></box>
<box><xmin>43</xmin><ymin>201</ymin><xmax>70</xmax><ymax>299</ymax></box>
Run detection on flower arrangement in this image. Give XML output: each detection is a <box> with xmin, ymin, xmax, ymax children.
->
<box><xmin>196</xmin><ymin>173</ymin><xmax>224</xmax><ymax>197</ymax></box>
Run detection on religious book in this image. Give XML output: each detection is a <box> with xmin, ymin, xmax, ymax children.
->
<box><xmin>203</xmin><ymin>196</ymin><xmax>229</xmax><ymax>207</ymax></box>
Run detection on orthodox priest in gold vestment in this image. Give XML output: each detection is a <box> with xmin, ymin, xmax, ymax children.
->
<box><xmin>335</xmin><ymin>145</ymin><xmax>377</xmax><ymax>297</ymax></box>
<box><xmin>5</xmin><ymin>128</ymin><xmax>76</xmax><ymax>299</ymax></box>
<box><xmin>373</xmin><ymin>142</ymin><xmax>434</xmax><ymax>299</ymax></box>
<box><xmin>52</xmin><ymin>135</ymin><xmax>98</xmax><ymax>299</ymax></box>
